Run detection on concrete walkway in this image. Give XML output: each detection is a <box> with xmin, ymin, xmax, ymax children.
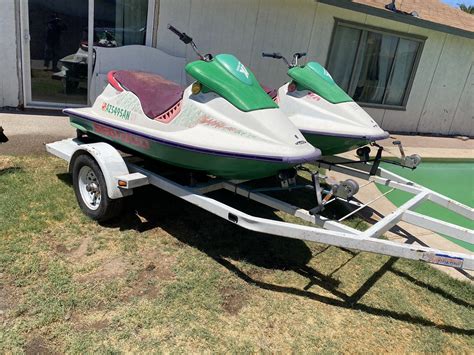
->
<box><xmin>0</xmin><ymin>112</ymin><xmax>75</xmax><ymax>155</ymax></box>
<box><xmin>377</xmin><ymin>134</ymin><xmax>474</xmax><ymax>160</ymax></box>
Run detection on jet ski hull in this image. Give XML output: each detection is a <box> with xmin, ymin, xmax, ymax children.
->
<box><xmin>69</xmin><ymin>113</ymin><xmax>312</xmax><ymax>179</ymax></box>
<box><xmin>277</xmin><ymin>83</ymin><xmax>389</xmax><ymax>156</ymax></box>
<box><xmin>302</xmin><ymin>132</ymin><xmax>369</xmax><ymax>156</ymax></box>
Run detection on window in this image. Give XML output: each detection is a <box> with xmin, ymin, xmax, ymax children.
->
<box><xmin>327</xmin><ymin>21</ymin><xmax>424</xmax><ymax>108</ymax></box>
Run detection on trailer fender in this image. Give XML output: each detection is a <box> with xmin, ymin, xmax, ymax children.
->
<box><xmin>68</xmin><ymin>142</ymin><xmax>132</xmax><ymax>199</ymax></box>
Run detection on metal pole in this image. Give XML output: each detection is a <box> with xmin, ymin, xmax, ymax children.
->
<box><xmin>338</xmin><ymin>188</ymin><xmax>394</xmax><ymax>222</ymax></box>
<box><xmin>87</xmin><ymin>0</ymin><xmax>94</xmax><ymax>105</ymax></box>
<box><xmin>146</xmin><ymin>0</ymin><xmax>156</xmax><ymax>46</ymax></box>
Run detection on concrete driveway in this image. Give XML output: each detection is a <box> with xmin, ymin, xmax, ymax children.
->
<box><xmin>0</xmin><ymin>111</ymin><xmax>75</xmax><ymax>155</ymax></box>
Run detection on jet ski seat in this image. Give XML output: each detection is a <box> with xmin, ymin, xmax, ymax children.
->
<box><xmin>108</xmin><ymin>70</ymin><xmax>183</xmax><ymax>119</ymax></box>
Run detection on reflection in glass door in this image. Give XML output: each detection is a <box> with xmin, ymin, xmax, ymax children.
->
<box><xmin>23</xmin><ymin>0</ymin><xmax>151</xmax><ymax>107</ymax></box>
<box><xmin>28</xmin><ymin>0</ymin><xmax>89</xmax><ymax>105</ymax></box>
<box><xmin>95</xmin><ymin>0</ymin><xmax>149</xmax><ymax>47</ymax></box>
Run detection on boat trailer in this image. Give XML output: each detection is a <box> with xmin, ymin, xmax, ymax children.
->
<box><xmin>46</xmin><ymin>138</ymin><xmax>474</xmax><ymax>271</ymax></box>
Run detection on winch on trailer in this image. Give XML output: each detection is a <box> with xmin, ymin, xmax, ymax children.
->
<box><xmin>46</xmin><ymin>138</ymin><xmax>473</xmax><ymax>272</ymax></box>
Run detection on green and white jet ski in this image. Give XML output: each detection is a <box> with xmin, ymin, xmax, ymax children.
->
<box><xmin>64</xmin><ymin>27</ymin><xmax>320</xmax><ymax>180</ymax></box>
<box><xmin>262</xmin><ymin>52</ymin><xmax>389</xmax><ymax>156</ymax></box>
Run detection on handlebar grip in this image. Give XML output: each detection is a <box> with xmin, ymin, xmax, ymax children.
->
<box><xmin>167</xmin><ymin>24</ymin><xmax>182</xmax><ymax>36</ymax></box>
<box><xmin>295</xmin><ymin>52</ymin><xmax>307</xmax><ymax>58</ymax></box>
<box><xmin>167</xmin><ymin>24</ymin><xmax>193</xmax><ymax>44</ymax></box>
<box><xmin>262</xmin><ymin>52</ymin><xmax>282</xmax><ymax>59</ymax></box>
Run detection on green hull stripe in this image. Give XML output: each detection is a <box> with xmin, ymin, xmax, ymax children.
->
<box><xmin>304</xmin><ymin>133</ymin><xmax>368</xmax><ymax>155</ymax></box>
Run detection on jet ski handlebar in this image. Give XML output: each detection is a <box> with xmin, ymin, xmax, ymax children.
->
<box><xmin>167</xmin><ymin>24</ymin><xmax>212</xmax><ymax>61</ymax></box>
<box><xmin>167</xmin><ymin>24</ymin><xmax>193</xmax><ymax>44</ymax></box>
<box><xmin>262</xmin><ymin>52</ymin><xmax>290</xmax><ymax>67</ymax></box>
<box><xmin>262</xmin><ymin>51</ymin><xmax>307</xmax><ymax>68</ymax></box>
<box><xmin>294</xmin><ymin>52</ymin><xmax>307</xmax><ymax>59</ymax></box>
<box><xmin>262</xmin><ymin>52</ymin><xmax>283</xmax><ymax>59</ymax></box>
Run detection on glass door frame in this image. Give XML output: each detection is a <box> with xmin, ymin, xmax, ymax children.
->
<box><xmin>19</xmin><ymin>0</ymin><xmax>156</xmax><ymax>109</ymax></box>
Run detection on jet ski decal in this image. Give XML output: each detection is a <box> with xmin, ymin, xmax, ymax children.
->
<box><xmin>306</xmin><ymin>92</ymin><xmax>321</xmax><ymax>102</ymax></box>
<box><xmin>216</xmin><ymin>54</ymin><xmax>252</xmax><ymax>85</ymax></box>
<box><xmin>101</xmin><ymin>102</ymin><xmax>131</xmax><ymax>120</ymax></box>
<box><xmin>174</xmin><ymin>103</ymin><xmax>256</xmax><ymax>139</ymax></box>
<box><xmin>93</xmin><ymin>122</ymin><xmax>150</xmax><ymax>149</ymax></box>
<box><xmin>198</xmin><ymin>116</ymin><xmax>256</xmax><ymax>138</ymax></box>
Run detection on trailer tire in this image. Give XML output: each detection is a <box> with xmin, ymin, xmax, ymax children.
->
<box><xmin>72</xmin><ymin>154</ymin><xmax>123</xmax><ymax>222</ymax></box>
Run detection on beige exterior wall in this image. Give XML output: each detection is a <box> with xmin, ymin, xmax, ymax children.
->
<box><xmin>155</xmin><ymin>0</ymin><xmax>473</xmax><ymax>136</ymax></box>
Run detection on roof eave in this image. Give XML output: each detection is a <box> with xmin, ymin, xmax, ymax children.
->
<box><xmin>317</xmin><ymin>0</ymin><xmax>474</xmax><ymax>39</ymax></box>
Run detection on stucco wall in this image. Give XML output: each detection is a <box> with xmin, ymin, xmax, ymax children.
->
<box><xmin>155</xmin><ymin>0</ymin><xmax>473</xmax><ymax>136</ymax></box>
<box><xmin>0</xmin><ymin>1</ymin><xmax>21</xmax><ymax>108</ymax></box>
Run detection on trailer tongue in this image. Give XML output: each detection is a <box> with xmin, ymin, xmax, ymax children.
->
<box><xmin>46</xmin><ymin>138</ymin><xmax>473</xmax><ymax>272</ymax></box>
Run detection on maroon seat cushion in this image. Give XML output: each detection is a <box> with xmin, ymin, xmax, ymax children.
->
<box><xmin>112</xmin><ymin>70</ymin><xmax>183</xmax><ymax>119</ymax></box>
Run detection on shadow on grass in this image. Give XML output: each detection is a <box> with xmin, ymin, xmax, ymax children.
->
<box><xmin>0</xmin><ymin>167</ymin><xmax>22</xmax><ymax>176</ymax></box>
<box><xmin>98</xmin><ymin>184</ymin><xmax>474</xmax><ymax>336</ymax></box>
<box><xmin>216</xmin><ymin>257</ymin><xmax>473</xmax><ymax>335</ymax></box>
<box><xmin>57</xmin><ymin>172</ymin><xmax>72</xmax><ymax>185</ymax></box>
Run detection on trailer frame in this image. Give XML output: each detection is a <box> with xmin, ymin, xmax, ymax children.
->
<box><xmin>46</xmin><ymin>138</ymin><xmax>474</xmax><ymax>271</ymax></box>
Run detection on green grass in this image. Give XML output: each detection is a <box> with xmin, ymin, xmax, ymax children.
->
<box><xmin>0</xmin><ymin>155</ymin><xmax>473</xmax><ymax>353</ymax></box>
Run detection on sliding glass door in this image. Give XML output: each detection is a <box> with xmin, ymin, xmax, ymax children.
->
<box><xmin>21</xmin><ymin>0</ymin><xmax>154</xmax><ymax>108</ymax></box>
<box><xmin>26</xmin><ymin>0</ymin><xmax>89</xmax><ymax>105</ymax></box>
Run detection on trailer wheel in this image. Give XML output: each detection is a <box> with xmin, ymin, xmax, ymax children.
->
<box><xmin>72</xmin><ymin>154</ymin><xmax>123</xmax><ymax>222</ymax></box>
<box><xmin>356</xmin><ymin>146</ymin><xmax>371</xmax><ymax>158</ymax></box>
